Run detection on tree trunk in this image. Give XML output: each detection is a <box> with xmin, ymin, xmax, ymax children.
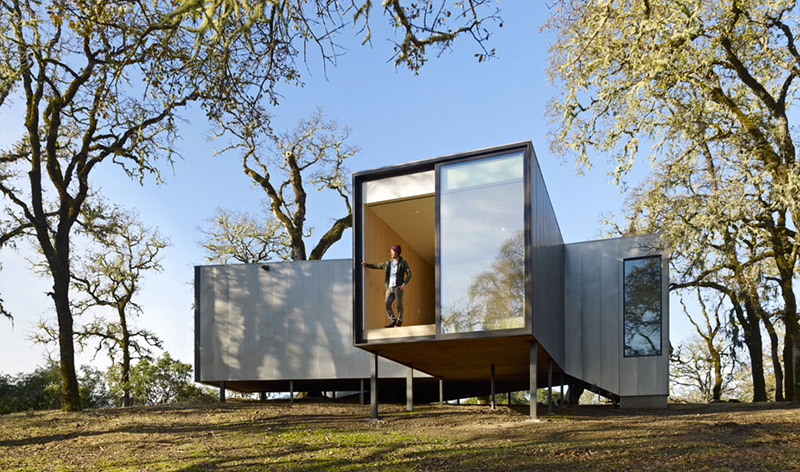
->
<box><xmin>711</xmin><ymin>347</ymin><xmax>722</xmax><ymax>402</ymax></box>
<box><xmin>738</xmin><ymin>303</ymin><xmax>767</xmax><ymax>402</ymax></box>
<box><xmin>777</xmin><ymin>277</ymin><xmax>799</xmax><ymax>401</ymax></box>
<box><xmin>120</xmin><ymin>307</ymin><xmax>132</xmax><ymax>407</ymax></box>
<box><xmin>53</xmin><ymin>276</ymin><xmax>81</xmax><ymax>411</ymax></box>
<box><xmin>784</xmin><ymin>332</ymin><xmax>796</xmax><ymax>401</ymax></box>
<box><xmin>761</xmin><ymin>314</ymin><xmax>784</xmax><ymax>401</ymax></box>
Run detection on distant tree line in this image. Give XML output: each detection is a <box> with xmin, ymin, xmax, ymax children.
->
<box><xmin>0</xmin><ymin>353</ymin><xmax>210</xmax><ymax>415</ymax></box>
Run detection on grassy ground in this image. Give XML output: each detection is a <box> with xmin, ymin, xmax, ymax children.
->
<box><xmin>1</xmin><ymin>399</ymin><xmax>799</xmax><ymax>471</ymax></box>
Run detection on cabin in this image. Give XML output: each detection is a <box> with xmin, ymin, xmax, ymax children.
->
<box><xmin>195</xmin><ymin>142</ymin><xmax>669</xmax><ymax>417</ymax></box>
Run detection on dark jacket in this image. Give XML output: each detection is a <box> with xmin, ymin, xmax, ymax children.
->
<box><xmin>365</xmin><ymin>257</ymin><xmax>411</xmax><ymax>289</ymax></box>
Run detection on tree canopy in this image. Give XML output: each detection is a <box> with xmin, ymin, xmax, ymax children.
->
<box><xmin>547</xmin><ymin>0</ymin><xmax>800</xmax><ymax>400</ymax></box>
<box><xmin>0</xmin><ymin>0</ymin><xmax>499</xmax><ymax>411</ymax></box>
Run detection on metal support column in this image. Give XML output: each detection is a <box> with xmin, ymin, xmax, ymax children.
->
<box><xmin>508</xmin><ymin>392</ymin><xmax>511</xmax><ymax>407</ymax></box>
<box><xmin>360</xmin><ymin>379</ymin><xmax>365</xmax><ymax>405</ymax></box>
<box><xmin>439</xmin><ymin>378</ymin><xmax>444</xmax><ymax>406</ymax></box>
<box><xmin>490</xmin><ymin>364</ymin><xmax>496</xmax><ymax>410</ymax></box>
<box><xmin>219</xmin><ymin>381</ymin><xmax>226</xmax><ymax>404</ymax></box>
<box><xmin>259</xmin><ymin>391</ymin><xmax>266</xmax><ymax>402</ymax></box>
<box><xmin>560</xmin><ymin>382</ymin><xmax>565</xmax><ymax>408</ymax></box>
<box><xmin>548</xmin><ymin>359</ymin><xmax>553</xmax><ymax>415</ymax></box>
<box><xmin>530</xmin><ymin>341</ymin><xmax>538</xmax><ymax>420</ymax></box>
<box><xmin>289</xmin><ymin>380</ymin><xmax>294</xmax><ymax>407</ymax></box>
<box><xmin>406</xmin><ymin>366</ymin><xmax>414</xmax><ymax>411</ymax></box>
<box><xmin>370</xmin><ymin>352</ymin><xmax>379</xmax><ymax>420</ymax></box>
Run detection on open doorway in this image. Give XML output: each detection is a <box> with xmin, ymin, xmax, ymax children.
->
<box><xmin>362</xmin><ymin>195</ymin><xmax>435</xmax><ymax>331</ymax></box>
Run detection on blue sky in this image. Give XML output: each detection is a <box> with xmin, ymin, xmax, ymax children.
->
<box><xmin>0</xmin><ymin>3</ymin><xmax>690</xmax><ymax>375</ymax></box>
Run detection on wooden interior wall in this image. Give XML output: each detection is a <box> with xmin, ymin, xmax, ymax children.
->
<box><xmin>363</xmin><ymin>206</ymin><xmax>435</xmax><ymax>329</ymax></box>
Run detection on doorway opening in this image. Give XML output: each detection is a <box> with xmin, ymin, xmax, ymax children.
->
<box><xmin>362</xmin><ymin>195</ymin><xmax>435</xmax><ymax>333</ymax></box>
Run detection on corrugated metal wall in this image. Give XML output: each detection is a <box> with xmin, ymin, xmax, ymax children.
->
<box><xmin>529</xmin><ymin>149</ymin><xmax>566</xmax><ymax>367</ymax></box>
<box><xmin>563</xmin><ymin>236</ymin><xmax>669</xmax><ymax>398</ymax></box>
<box><xmin>196</xmin><ymin>259</ymin><xmax>413</xmax><ymax>383</ymax></box>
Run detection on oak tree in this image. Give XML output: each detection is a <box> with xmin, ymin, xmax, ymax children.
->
<box><xmin>0</xmin><ymin>0</ymin><xmax>498</xmax><ymax>411</ymax></box>
<box><xmin>547</xmin><ymin>0</ymin><xmax>800</xmax><ymax>400</ymax></box>
<box><xmin>70</xmin><ymin>208</ymin><xmax>167</xmax><ymax>407</ymax></box>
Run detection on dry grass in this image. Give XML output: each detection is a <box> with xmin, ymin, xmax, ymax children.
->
<box><xmin>1</xmin><ymin>398</ymin><xmax>799</xmax><ymax>471</ymax></box>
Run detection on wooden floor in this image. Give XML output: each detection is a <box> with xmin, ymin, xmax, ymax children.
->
<box><xmin>365</xmin><ymin>324</ymin><xmax>436</xmax><ymax>341</ymax></box>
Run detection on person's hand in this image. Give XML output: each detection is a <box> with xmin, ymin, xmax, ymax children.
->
<box><xmin>361</xmin><ymin>261</ymin><xmax>366</xmax><ymax>266</ymax></box>
<box><xmin>400</xmin><ymin>284</ymin><xmax>405</xmax><ymax>291</ymax></box>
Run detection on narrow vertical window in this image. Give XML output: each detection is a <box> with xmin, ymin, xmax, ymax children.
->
<box><xmin>623</xmin><ymin>256</ymin><xmax>662</xmax><ymax>356</ymax></box>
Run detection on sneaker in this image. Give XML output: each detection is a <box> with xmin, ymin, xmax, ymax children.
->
<box><xmin>384</xmin><ymin>321</ymin><xmax>396</xmax><ymax>328</ymax></box>
<box><xmin>395</xmin><ymin>321</ymin><xmax>403</xmax><ymax>327</ymax></box>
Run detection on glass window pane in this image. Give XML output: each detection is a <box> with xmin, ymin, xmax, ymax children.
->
<box><xmin>442</xmin><ymin>153</ymin><xmax>524</xmax><ymax>191</ymax></box>
<box><xmin>623</xmin><ymin>257</ymin><xmax>662</xmax><ymax>356</ymax></box>
<box><xmin>439</xmin><ymin>152</ymin><xmax>525</xmax><ymax>334</ymax></box>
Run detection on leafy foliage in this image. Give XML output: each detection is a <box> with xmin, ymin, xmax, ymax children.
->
<box><xmin>0</xmin><ymin>361</ymin><xmax>111</xmax><ymax>414</ymax></box>
<box><xmin>106</xmin><ymin>353</ymin><xmax>209</xmax><ymax>406</ymax></box>
<box><xmin>547</xmin><ymin>0</ymin><xmax>800</xmax><ymax>401</ymax></box>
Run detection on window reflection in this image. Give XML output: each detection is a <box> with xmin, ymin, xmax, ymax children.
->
<box><xmin>439</xmin><ymin>153</ymin><xmax>525</xmax><ymax>334</ymax></box>
<box><xmin>623</xmin><ymin>256</ymin><xmax>662</xmax><ymax>356</ymax></box>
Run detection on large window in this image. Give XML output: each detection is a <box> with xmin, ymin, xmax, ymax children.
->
<box><xmin>623</xmin><ymin>256</ymin><xmax>662</xmax><ymax>356</ymax></box>
<box><xmin>439</xmin><ymin>152</ymin><xmax>525</xmax><ymax>334</ymax></box>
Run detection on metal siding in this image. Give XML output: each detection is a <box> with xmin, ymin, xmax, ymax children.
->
<box><xmin>581</xmin><ymin>243</ymin><xmax>602</xmax><ymax>387</ymax></box>
<box><xmin>272</xmin><ymin>264</ymin><xmax>292</xmax><ymax>379</ymax></box>
<box><xmin>212</xmin><ymin>267</ymin><xmax>231</xmax><ymax>381</ymax></box>
<box><xmin>196</xmin><ymin>260</ymin><xmax>424</xmax><ymax>383</ymax></box>
<box><xmin>297</xmin><ymin>263</ymin><xmax>315</xmax><ymax>378</ymax></box>
<box><xmin>563</xmin><ymin>235</ymin><xmax>668</xmax><ymax>398</ymax></box>
<box><xmin>257</xmin><ymin>265</ymin><xmax>276</xmax><ymax>379</ymax></box>
<box><xmin>198</xmin><ymin>267</ymin><xmax>218</xmax><ymax>381</ymax></box>
<box><xmin>240</xmin><ymin>266</ymin><xmax>262</xmax><ymax>379</ymax></box>
<box><xmin>618</xmin><ymin>236</ymin><xmax>667</xmax><ymax>397</ymax></box>
<box><xmin>529</xmin><ymin>149</ymin><xmax>565</xmax><ymax>367</ymax></box>
<box><xmin>194</xmin><ymin>267</ymin><xmax>201</xmax><ymax>382</ymax></box>
<box><xmin>599</xmin><ymin>242</ymin><xmax>619</xmax><ymax>392</ymax></box>
<box><xmin>563</xmin><ymin>246</ymin><xmax>583</xmax><ymax>378</ymax></box>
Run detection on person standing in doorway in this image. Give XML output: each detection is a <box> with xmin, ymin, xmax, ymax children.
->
<box><xmin>362</xmin><ymin>245</ymin><xmax>412</xmax><ymax>328</ymax></box>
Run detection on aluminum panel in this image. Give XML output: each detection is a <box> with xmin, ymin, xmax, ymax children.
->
<box><xmin>599</xmin><ymin>242</ymin><xmax>619</xmax><ymax>392</ymax></box>
<box><xmin>212</xmin><ymin>267</ymin><xmax>231</xmax><ymax>380</ymax></box>
<box><xmin>563</xmin><ymin>246</ymin><xmax>583</xmax><ymax>378</ymax></box>
<box><xmin>619</xmin><ymin>237</ymin><xmax>666</xmax><ymax>396</ymax></box>
<box><xmin>581</xmin><ymin>243</ymin><xmax>601</xmax><ymax>387</ymax></box>
<box><xmin>529</xmin><ymin>150</ymin><xmax>565</xmax><ymax>367</ymax></box>
<box><xmin>239</xmin><ymin>267</ymin><xmax>262</xmax><ymax>379</ymax></box>
<box><xmin>196</xmin><ymin>260</ymin><xmax>426</xmax><ymax>384</ymax></box>
<box><xmin>564</xmin><ymin>236</ymin><xmax>668</xmax><ymax>398</ymax></box>
<box><xmin>272</xmin><ymin>263</ymin><xmax>293</xmax><ymax>379</ymax></box>
<box><xmin>256</xmin><ymin>265</ymin><xmax>275</xmax><ymax>379</ymax></box>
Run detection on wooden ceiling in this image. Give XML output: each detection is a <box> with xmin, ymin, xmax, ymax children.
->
<box><xmin>364</xmin><ymin>335</ymin><xmax>558</xmax><ymax>382</ymax></box>
<box><xmin>368</xmin><ymin>195</ymin><xmax>435</xmax><ymax>265</ymax></box>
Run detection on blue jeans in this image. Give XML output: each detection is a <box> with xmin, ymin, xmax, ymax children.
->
<box><xmin>385</xmin><ymin>287</ymin><xmax>403</xmax><ymax>324</ymax></box>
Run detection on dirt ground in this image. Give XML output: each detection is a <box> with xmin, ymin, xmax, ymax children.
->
<box><xmin>1</xmin><ymin>399</ymin><xmax>799</xmax><ymax>471</ymax></box>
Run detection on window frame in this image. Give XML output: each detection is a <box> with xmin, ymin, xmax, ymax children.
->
<box><xmin>622</xmin><ymin>255</ymin><xmax>663</xmax><ymax>358</ymax></box>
